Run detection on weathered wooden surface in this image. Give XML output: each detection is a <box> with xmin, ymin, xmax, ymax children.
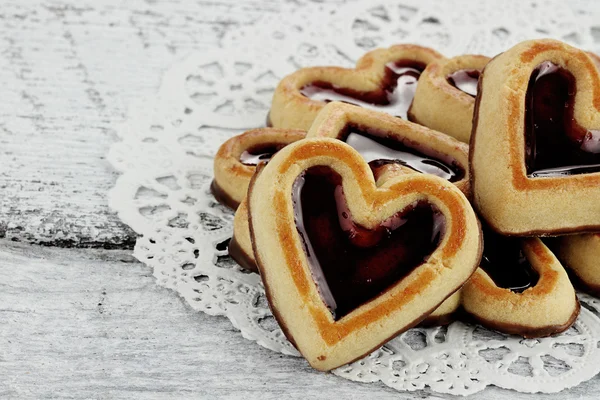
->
<box><xmin>0</xmin><ymin>0</ymin><xmax>284</xmax><ymax>247</ymax></box>
<box><xmin>0</xmin><ymin>241</ymin><xmax>598</xmax><ymax>399</ymax></box>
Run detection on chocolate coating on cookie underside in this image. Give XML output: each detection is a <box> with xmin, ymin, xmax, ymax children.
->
<box><xmin>525</xmin><ymin>61</ymin><xmax>600</xmax><ymax>177</ymax></box>
<box><xmin>446</xmin><ymin>69</ymin><xmax>480</xmax><ymax>97</ymax></box>
<box><xmin>341</xmin><ymin>126</ymin><xmax>464</xmax><ymax>182</ymax></box>
<box><xmin>293</xmin><ymin>166</ymin><xmax>445</xmax><ymax>321</ymax></box>
<box><xmin>210</xmin><ymin>180</ymin><xmax>241</xmax><ymax>210</ymax></box>
<box><xmin>300</xmin><ymin>61</ymin><xmax>426</xmax><ymax>120</ymax></box>
<box><xmin>480</xmin><ymin>224</ymin><xmax>539</xmax><ymax>292</ymax></box>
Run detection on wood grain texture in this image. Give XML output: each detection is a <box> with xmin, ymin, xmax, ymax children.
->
<box><xmin>0</xmin><ymin>241</ymin><xmax>598</xmax><ymax>399</ymax></box>
<box><xmin>0</xmin><ymin>0</ymin><xmax>284</xmax><ymax>247</ymax></box>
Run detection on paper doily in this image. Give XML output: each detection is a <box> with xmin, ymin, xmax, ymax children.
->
<box><xmin>108</xmin><ymin>0</ymin><xmax>600</xmax><ymax>395</ymax></box>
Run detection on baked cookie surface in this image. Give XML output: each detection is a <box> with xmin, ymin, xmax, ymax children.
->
<box><xmin>230</xmin><ymin>198</ymin><xmax>256</xmax><ymax>272</ymax></box>
<box><xmin>409</xmin><ymin>55</ymin><xmax>490</xmax><ymax>143</ymax></box>
<box><xmin>269</xmin><ymin>45</ymin><xmax>444</xmax><ymax>131</ymax></box>
<box><xmin>471</xmin><ymin>39</ymin><xmax>600</xmax><ymax>235</ymax></box>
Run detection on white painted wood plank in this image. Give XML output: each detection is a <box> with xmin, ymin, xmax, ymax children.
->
<box><xmin>0</xmin><ymin>241</ymin><xmax>599</xmax><ymax>399</ymax></box>
<box><xmin>0</xmin><ymin>0</ymin><xmax>285</xmax><ymax>247</ymax></box>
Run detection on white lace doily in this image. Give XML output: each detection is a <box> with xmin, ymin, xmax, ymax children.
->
<box><xmin>108</xmin><ymin>0</ymin><xmax>600</xmax><ymax>395</ymax></box>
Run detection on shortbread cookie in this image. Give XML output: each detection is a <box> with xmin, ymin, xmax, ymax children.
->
<box><xmin>409</xmin><ymin>55</ymin><xmax>490</xmax><ymax>143</ymax></box>
<box><xmin>212</xmin><ymin>128</ymin><xmax>305</xmax><ymax>209</ymax></box>
<box><xmin>471</xmin><ymin>39</ymin><xmax>600</xmax><ymax>235</ymax></box>
<box><xmin>269</xmin><ymin>45</ymin><xmax>444</xmax><ymax>131</ymax></box>
<box><xmin>430</xmin><ymin>225</ymin><xmax>580</xmax><ymax>335</ymax></box>
<box><xmin>462</xmin><ymin>227</ymin><xmax>579</xmax><ymax>337</ymax></box>
<box><xmin>552</xmin><ymin>234</ymin><xmax>600</xmax><ymax>297</ymax></box>
<box><xmin>248</xmin><ymin>138</ymin><xmax>482</xmax><ymax>371</ymax></box>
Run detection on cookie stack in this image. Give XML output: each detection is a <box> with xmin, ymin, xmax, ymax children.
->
<box><xmin>211</xmin><ymin>39</ymin><xmax>599</xmax><ymax>371</ymax></box>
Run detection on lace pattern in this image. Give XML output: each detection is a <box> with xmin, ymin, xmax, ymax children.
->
<box><xmin>108</xmin><ymin>0</ymin><xmax>600</xmax><ymax>395</ymax></box>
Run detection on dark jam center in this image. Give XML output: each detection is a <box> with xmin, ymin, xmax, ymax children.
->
<box><xmin>446</xmin><ymin>69</ymin><xmax>480</xmax><ymax>97</ymax></box>
<box><xmin>293</xmin><ymin>166</ymin><xmax>444</xmax><ymax>320</ymax></box>
<box><xmin>239</xmin><ymin>143</ymin><xmax>286</xmax><ymax>165</ymax></box>
<box><xmin>525</xmin><ymin>61</ymin><xmax>600</xmax><ymax>177</ymax></box>
<box><xmin>343</xmin><ymin>127</ymin><xmax>464</xmax><ymax>182</ymax></box>
<box><xmin>479</xmin><ymin>225</ymin><xmax>539</xmax><ymax>293</ymax></box>
<box><xmin>299</xmin><ymin>60</ymin><xmax>426</xmax><ymax>120</ymax></box>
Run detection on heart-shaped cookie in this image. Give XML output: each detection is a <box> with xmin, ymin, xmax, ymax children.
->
<box><xmin>248</xmin><ymin>138</ymin><xmax>481</xmax><ymax>371</ymax></box>
<box><xmin>471</xmin><ymin>39</ymin><xmax>600</xmax><ymax>235</ymax></box>
<box><xmin>462</xmin><ymin>234</ymin><xmax>579</xmax><ymax>337</ymax></box>
<box><xmin>212</xmin><ymin>128</ymin><xmax>305</xmax><ymax>209</ymax></box>
<box><xmin>409</xmin><ymin>54</ymin><xmax>490</xmax><ymax>143</ymax></box>
<box><xmin>269</xmin><ymin>44</ymin><xmax>444</xmax><ymax>131</ymax></box>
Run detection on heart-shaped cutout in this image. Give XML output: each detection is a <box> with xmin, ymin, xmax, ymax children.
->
<box><xmin>248</xmin><ymin>138</ymin><xmax>481</xmax><ymax>370</ymax></box>
<box><xmin>269</xmin><ymin>44</ymin><xmax>444</xmax><ymax>131</ymax></box>
<box><xmin>293</xmin><ymin>165</ymin><xmax>444</xmax><ymax>321</ymax></box>
<box><xmin>471</xmin><ymin>39</ymin><xmax>600</xmax><ymax>235</ymax></box>
<box><xmin>409</xmin><ymin>54</ymin><xmax>490</xmax><ymax>143</ymax></box>
<box><xmin>524</xmin><ymin>60</ymin><xmax>600</xmax><ymax>176</ymax></box>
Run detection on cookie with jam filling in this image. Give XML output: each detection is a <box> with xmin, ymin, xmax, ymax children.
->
<box><xmin>212</xmin><ymin>128</ymin><xmax>305</xmax><ymax>209</ymax></box>
<box><xmin>269</xmin><ymin>44</ymin><xmax>444</xmax><ymax>131</ymax></box>
<box><xmin>408</xmin><ymin>55</ymin><xmax>490</xmax><ymax>143</ymax></box>
<box><xmin>471</xmin><ymin>39</ymin><xmax>600</xmax><ymax>235</ymax></box>
<box><xmin>248</xmin><ymin>138</ymin><xmax>481</xmax><ymax>371</ymax></box>
<box><xmin>462</xmin><ymin>226</ymin><xmax>579</xmax><ymax>337</ymax></box>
